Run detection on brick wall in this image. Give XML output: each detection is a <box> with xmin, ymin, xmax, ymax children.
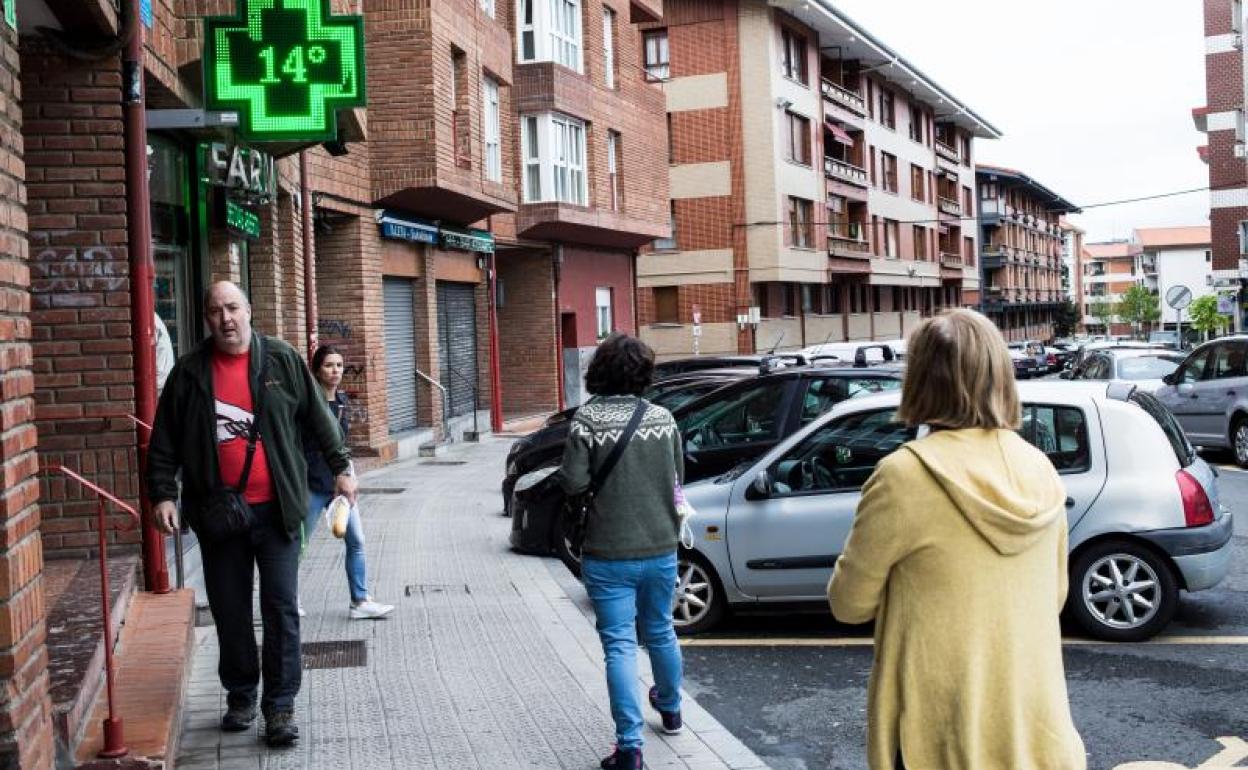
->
<box><xmin>0</xmin><ymin>21</ymin><xmax>55</xmax><ymax>770</ymax></box>
<box><xmin>20</xmin><ymin>42</ymin><xmax>142</xmax><ymax>559</ymax></box>
<box><xmin>497</xmin><ymin>251</ymin><xmax>558</xmax><ymax>417</ymax></box>
<box><xmin>411</xmin><ymin>248</ymin><xmax>446</xmax><ymax>432</ymax></box>
<box><xmin>1205</xmin><ymin>0</ymin><xmax>1246</xmax><ymax>272</ymax></box>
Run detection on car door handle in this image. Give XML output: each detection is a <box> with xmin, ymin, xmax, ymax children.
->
<box><xmin>1065</xmin><ymin>497</ymin><xmax>1075</xmax><ymax>509</ymax></box>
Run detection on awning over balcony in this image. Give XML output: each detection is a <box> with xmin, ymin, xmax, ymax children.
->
<box><xmin>826</xmin><ymin>122</ymin><xmax>854</xmax><ymax>146</ymax></box>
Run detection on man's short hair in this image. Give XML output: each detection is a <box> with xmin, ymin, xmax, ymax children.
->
<box><xmin>203</xmin><ymin>282</ymin><xmax>251</xmax><ymax>312</ymax></box>
<box><xmin>898</xmin><ymin>309</ymin><xmax>1021</xmax><ymax>430</ymax></box>
<box><xmin>585</xmin><ymin>333</ymin><xmax>655</xmax><ymax>396</ymax></box>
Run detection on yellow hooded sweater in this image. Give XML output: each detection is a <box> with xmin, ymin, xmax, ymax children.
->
<box><xmin>827</xmin><ymin>428</ymin><xmax>1086</xmax><ymax>770</ymax></box>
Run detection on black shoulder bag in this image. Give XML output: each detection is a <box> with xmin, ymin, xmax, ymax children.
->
<box><xmin>197</xmin><ymin>342</ymin><xmax>269</xmax><ymax>543</ymax></box>
<box><xmin>562</xmin><ymin>399</ymin><xmax>647</xmax><ymax>560</ymax></box>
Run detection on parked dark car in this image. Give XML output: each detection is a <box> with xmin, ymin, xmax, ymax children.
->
<box><xmin>506</xmin><ymin>364</ymin><xmax>904</xmax><ymax>558</ymax></box>
<box><xmin>653</xmin><ymin>353</ymin><xmax>808</xmax><ymax>379</ymax></box>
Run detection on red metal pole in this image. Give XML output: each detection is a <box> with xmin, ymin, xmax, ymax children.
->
<box><xmin>487</xmin><ymin>251</ymin><xmax>504</xmax><ymax>433</ymax></box>
<box><xmin>301</xmin><ymin>151</ymin><xmax>319</xmax><ymax>359</ymax></box>
<box><xmin>96</xmin><ymin>497</ymin><xmax>128</xmax><ymax>759</ymax></box>
<box><xmin>124</xmin><ymin>0</ymin><xmax>168</xmax><ymax>593</ymax></box>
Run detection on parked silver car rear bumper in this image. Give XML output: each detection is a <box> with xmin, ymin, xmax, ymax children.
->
<box><xmin>1137</xmin><ymin>512</ymin><xmax>1234</xmax><ymax>592</ymax></box>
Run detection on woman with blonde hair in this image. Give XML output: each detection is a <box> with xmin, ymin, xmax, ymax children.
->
<box><xmin>827</xmin><ymin>309</ymin><xmax>1085</xmax><ymax>770</ymax></box>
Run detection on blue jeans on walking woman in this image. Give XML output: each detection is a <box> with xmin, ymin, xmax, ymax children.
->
<box><xmin>582</xmin><ymin>552</ymin><xmax>683</xmax><ymax>751</ymax></box>
<box><xmin>304</xmin><ymin>490</ymin><xmax>368</xmax><ymax>603</ymax></box>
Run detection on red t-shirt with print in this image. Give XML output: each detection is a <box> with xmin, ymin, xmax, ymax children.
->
<box><xmin>213</xmin><ymin>349</ymin><xmax>274</xmax><ymax>504</ymax></box>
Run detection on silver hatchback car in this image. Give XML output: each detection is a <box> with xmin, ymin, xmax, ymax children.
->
<box><xmin>1155</xmin><ymin>335</ymin><xmax>1248</xmax><ymax>465</ymax></box>
<box><xmin>677</xmin><ymin>382</ymin><xmax>1233</xmax><ymax>642</ymax></box>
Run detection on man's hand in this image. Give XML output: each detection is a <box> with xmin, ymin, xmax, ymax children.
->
<box><xmin>153</xmin><ymin>501</ymin><xmax>179</xmax><ymax>534</ymax></box>
<box><xmin>335</xmin><ymin>472</ymin><xmax>358</xmax><ymax>505</ymax></box>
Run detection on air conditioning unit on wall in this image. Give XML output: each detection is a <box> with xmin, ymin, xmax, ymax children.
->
<box><xmin>1235</xmin><ymin>34</ymin><xmax>1244</xmax><ymax>50</ymax></box>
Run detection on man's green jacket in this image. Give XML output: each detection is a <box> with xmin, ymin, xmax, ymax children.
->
<box><xmin>146</xmin><ymin>334</ymin><xmax>350</xmax><ymax>540</ymax></box>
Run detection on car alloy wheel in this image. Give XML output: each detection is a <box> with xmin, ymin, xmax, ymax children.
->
<box><xmin>1234</xmin><ymin>420</ymin><xmax>1248</xmax><ymax>467</ymax></box>
<box><xmin>671</xmin><ymin>552</ymin><xmax>725</xmax><ymax>635</ymax></box>
<box><xmin>1081</xmin><ymin>553</ymin><xmax>1161</xmax><ymax>631</ymax></box>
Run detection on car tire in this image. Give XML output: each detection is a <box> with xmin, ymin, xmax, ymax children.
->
<box><xmin>1232</xmin><ymin>416</ymin><xmax>1248</xmax><ymax>468</ymax></box>
<box><xmin>673</xmin><ymin>550</ymin><xmax>727</xmax><ymax>636</ymax></box>
<box><xmin>1065</xmin><ymin>540</ymin><xmax>1178</xmax><ymax>643</ymax></box>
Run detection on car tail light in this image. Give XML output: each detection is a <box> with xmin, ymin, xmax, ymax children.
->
<box><xmin>1047</xmin><ymin>354</ymin><xmax>1057</xmax><ymax>366</ymax></box>
<box><xmin>1176</xmin><ymin>469</ymin><xmax>1214</xmax><ymax>527</ymax></box>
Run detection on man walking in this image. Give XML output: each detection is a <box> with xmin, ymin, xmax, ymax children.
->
<box><xmin>147</xmin><ymin>281</ymin><xmax>356</xmax><ymax>747</ymax></box>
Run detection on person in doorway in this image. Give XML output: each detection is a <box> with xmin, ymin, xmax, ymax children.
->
<box><xmin>300</xmin><ymin>344</ymin><xmax>393</xmax><ymax>620</ymax></box>
<box><xmin>560</xmin><ymin>333</ymin><xmax>685</xmax><ymax>770</ymax></box>
<box><xmin>147</xmin><ymin>281</ymin><xmax>356</xmax><ymax>748</ymax></box>
<box><xmin>153</xmin><ymin>311</ymin><xmax>174</xmax><ymax>395</ymax></box>
<box><xmin>827</xmin><ymin>309</ymin><xmax>1085</xmax><ymax>770</ymax></box>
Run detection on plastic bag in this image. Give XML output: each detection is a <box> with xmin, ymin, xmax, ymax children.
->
<box><xmin>674</xmin><ymin>481</ymin><xmax>696</xmax><ymax>549</ymax></box>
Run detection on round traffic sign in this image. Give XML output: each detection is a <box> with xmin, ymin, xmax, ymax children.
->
<box><xmin>1165</xmin><ymin>285</ymin><xmax>1193</xmax><ymax>310</ymax></box>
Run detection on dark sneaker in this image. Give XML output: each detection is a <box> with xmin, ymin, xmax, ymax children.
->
<box><xmin>600</xmin><ymin>746</ymin><xmax>642</xmax><ymax>769</ymax></box>
<box><xmin>648</xmin><ymin>686</ymin><xmax>683</xmax><ymax>735</ymax></box>
<box><xmin>264</xmin><ymin>711</ymin><xmax>299</xmax><ymax>748</ymax></box>
<box><xmin>220</xmin><ymin>703</ymin><xmax>256</xmax><ymax>732</ymax></box>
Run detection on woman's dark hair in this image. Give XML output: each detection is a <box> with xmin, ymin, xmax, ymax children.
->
<box><xmin>310</xmin><ymin>344</ymin><xmax>343</xmax><ymax>373</ymax></box>
<box><xmin>585</xmin><ymin>333</ymin><xmax>655</xmax><ymax>396</ymax></box>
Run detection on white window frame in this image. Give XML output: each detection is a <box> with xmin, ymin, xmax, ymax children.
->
<box><xmin>519</xmin><ymin>112</ymin><xmax>588</xmax><ymax>205</ymax></box>
<box><xmin>643</xmin><ymin>29</ymin><xmax>669</xmax><ymax>81</ymax></box>
<box><xmin>516</xmin><ymin>0</ymin><xmax>582</xmax><ymax>72</ymax></box>
<box><xmin>602</xmin><ymin>6</ymin><xmax>616</xmax><ymax>89</ymax></box>
<box><xmin>607</xmin><ymin>130</ymin><xmax>620</xmax><ymax>210</ymax></box>
<box><xmin>482</xmin><ymin>0</ymin><xmax>496</xmax><ymax>18</ymax></box>
<box><xmin>483</xmin><ymin>77</ymin><xmax>502</xmax><ymax>182</ymax></box>
<box><xmin>595</xmin><ymin>287</ymin><xmax>613</xmax><ymax>339</ymax></box>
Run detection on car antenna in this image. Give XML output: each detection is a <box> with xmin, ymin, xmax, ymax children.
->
<box><xmin>767</xmin><ymin>329</ymin><xmax>785</xmax><ymax>355</ymax></box>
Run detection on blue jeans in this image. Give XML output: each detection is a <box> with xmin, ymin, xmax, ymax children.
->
<box><xmin>582</xmin><ymin>553</ymin><xmax>683</xmax><ymax>750</ymax></box>
<box><xmin>303</xmin><ymin>490</ymin><xmax>368</xmax><ymax>603</ymax></box>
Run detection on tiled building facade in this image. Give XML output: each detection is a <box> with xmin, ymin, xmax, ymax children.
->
<box><xmin>636</xmin><ymin>0</ymin><xmax>1000</xmax><ymax>358</ymax></box>
<box><xmin>1081</xmin><ymin>241</ymin><xmax>1141</xmax><ymax>336</ymax></box>
<box><xmin>975</xmin><ymin>165</ymin><xmax>1079</xmax><ymax>342</ymax></box>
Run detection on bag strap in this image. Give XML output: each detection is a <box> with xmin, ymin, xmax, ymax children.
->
<box><xmin>589</xmin><ymin>399</ymin><xmax>646</xmax><ymax>496</ymax></box>
<box><xmin>234</xmin><ymin>337</ymin><xmax>270</xmax><ymax>492</ymax></box>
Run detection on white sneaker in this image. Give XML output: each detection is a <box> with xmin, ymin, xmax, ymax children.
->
<box><xmin>297</xmin><ymin>596</ymin><xmax>306</xmax><ymax>617</ymax></box>
<box><xmin>350</xmin><ymin>600</ymin><xmax>394</xmax><ymax>620</ymax></box>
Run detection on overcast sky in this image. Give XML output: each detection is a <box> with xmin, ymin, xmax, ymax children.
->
<box><xmin>832</xmin><ymin>0</ymin><xmax>1209</xmax><ymax>243</ymax></box>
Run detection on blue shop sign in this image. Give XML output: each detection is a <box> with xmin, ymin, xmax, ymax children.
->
<box><xmin>377</xmin><ymin>210</ymin><xmax>438</xmax><ymax>245</ymax></box>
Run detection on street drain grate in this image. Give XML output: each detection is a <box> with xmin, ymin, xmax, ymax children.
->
<box><xmin>358</xmin><ymin>487</ymin><xmax>407</xmax><ymax>495</ymax></box>
<box><xmin>420</xmin><ymin>460</ymin><xmax>468</xmax><ymax>466</ymax></box>
<box><xmin>301</xmin><ymin>640</ymin><xmax>367</xmax><ymax>670</ymax></box>
<box><xmin>404</xmin><ymin>584</ymin><xmax>471</xmax><ymax>597</ymax></box>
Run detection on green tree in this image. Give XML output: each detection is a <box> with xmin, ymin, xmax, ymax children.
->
<box><xmin>1117</xmin><ymin>285</ymin><xmax>1161</xmax><ymax>338</ymax></box>
<box><xmin>1053</xmin><ymin>300</ymin><xmax>1079</xmax><ymax>338</ymax></box>
<box><xmin>1090</xmin><ymin>301</ymin><xmax>1116</xmax><ymax>334</ymax></box>
<box><xmin>1188</xmin><ymin>294</ymin><xmax>1231</xmax><ymax>341</ymax></box>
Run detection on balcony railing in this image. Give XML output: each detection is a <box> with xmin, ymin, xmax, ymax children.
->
<box><xmin>827</xmin><ymin>233</ymin><xmax>872</xmax><ymax>258</ymax></box>
<box><xmin>939</xmin><ymin>252</ymin><xmax>963</xmax><ymax>268</ymax></box>
<box><xmin>935</xmin><ymin>140</ymin><xmax>960</xmax><ymax>164</ymax></box>
<box><xmin>938</xmin><ymin>196</ymin><xmax>961</xmax><ymax>216</ymax></box>
<box><xmin>821</xmin><ymin>79</ymin><xmax>867</xmax><ymax>116</ymax></box>
<box><xmin>824</xmin><ymin>156</ymin><xmax>869</xmax><ymax>187</ymax></box>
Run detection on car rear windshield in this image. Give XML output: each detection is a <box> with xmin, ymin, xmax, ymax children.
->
<box><xmin>1129</xmin><ymin>391</ymin><xmax>1196</xmax><ymax>467</ymax></box>
<box><xmin>1116</xmin><ymin>355</ymin><xmax>1182</xmax><ymax>381</ymax></box>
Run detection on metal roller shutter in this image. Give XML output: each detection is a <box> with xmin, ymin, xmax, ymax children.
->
<box><xmin>383</xmin><ymin>277</ymin><xmax>418</xmax><ymax>433</ymax></box>
<box><xmin>436</xmin><ymin>281</ymin><xmax>478</xmax><ymax>419</ymax></box>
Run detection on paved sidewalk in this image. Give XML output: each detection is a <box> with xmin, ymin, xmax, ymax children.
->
<box><xmin>176</xmin><ymin>436</ymin><xmax>769</xmax><ymax>770</ymax></box>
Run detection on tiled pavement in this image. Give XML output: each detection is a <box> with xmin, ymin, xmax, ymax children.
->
<box><xmin>175</xmin><ymin>436</ymin><xmax>769</xmax><ymax>770</ymax></box>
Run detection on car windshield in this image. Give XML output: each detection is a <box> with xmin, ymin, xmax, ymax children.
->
<box><xmin>1115</xmin><ymin>355</ymin><xmax>1182</xmax><ymax>381</ymax></box>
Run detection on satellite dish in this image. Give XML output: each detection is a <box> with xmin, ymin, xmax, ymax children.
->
<box><xmin>1165</xmin><ymin>285</ymin><xmax>1193</xmax><ymax>310</ymax></box>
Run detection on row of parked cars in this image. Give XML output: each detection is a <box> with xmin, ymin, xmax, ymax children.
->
<box><xmin>504</xmin><ymin>340</ymin><xmax>1235</xmax><ymax>643</ymax></box>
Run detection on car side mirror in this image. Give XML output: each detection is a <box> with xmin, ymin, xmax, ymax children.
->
<box><xmin>745</xmin><ymin>470</ymin><xmax>772</xmax><ymax>500</ymax></box>
<box><xmin>1161</xmin><ymin>372</ymin><xmax>1175</xmax><ymax>386</ymax></box>
<box><xmin>1059</xmin><ymin>370</ymin><xmax>1073</xmax><ymax>380</ymax></box>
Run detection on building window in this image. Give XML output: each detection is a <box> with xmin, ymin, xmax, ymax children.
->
<box><xmin>643</xmin><ymin>29</ymin><xmax>669</xmax><ymax>81</ymax></box>
<box><xmin>482</xmin><ymin>0</ymin><xmax>495</xmax><ymax>18</ymax></box>
<box><xmin>910</xmin><ymin>164</ymin><xmax>924</xmax><ymax>201</ymax></box>
<box><xmin>964</xmin><ymin>236</ymin><xmax>974</xmax><ymax>266</ymax></box>
<box><xmin>595</xmin><ymin>287</ymin><xmax>613</xmax><ymax>339</ymax></box>
<box><xmin>607</xmin><ymin>130</ymin><xmax>621</xmax><ymax>210</ymax></box>
<box><xmin>787</xmin><ymin>197</ymin><xmax>814</xmax><ymax>248</ymax></box>
<box><xmin>913</xmin><ymin>225</ymin><xmax>927</xmax><ymax>260</ymax></box>
<box><xmin>962</xmin><ymin>185</ymin><xmax>972</xmax><ymax>216</ymax></box>
<box><xmin>883</xmin><ymin>218</ymin><xmax>899</xmax><ymax>258</ymax></box>
<box><xmin>602</xmin><ymin>7</ymin><xmax>616</xmax><ymax>88</ymax></box>
<box><xmin>784</xmin><ymin>111</ymin><xmax>811</xmax><ymax>165</ymax></box>
<box><xmin>880</xmin><ymin>152</ymin><xmax>898</xmax><ymax>193</ymax></box>
<box><xmin>1239</xmin><ymin>221</ymin><xmax>1248</xmax><ymax>255</ymax></box>
<box><xmin>960</xmin><ymin>134</ymin><xmax>971</xmax><ymax>166</ymax></box>
<box><xmin>654</xmin><ymin>286</ymin><xmax>679</xmax><ymax>323</ymax></box>
<box><xmin>879</xmin><ymin>89</ymin><xmax>895</xmax><ymax>129</ymax></box>
<box><xmin>908</xmin><ymin>102</ymin><xmax>923</xmax><ymax>143</ymax></box>
<box><xmin>1235</xmin><ymin>0</ymin><xmax>1243</xmax><ymax>32</ymax></box>
<box><xmin>781</xmin><ymin>28</ymin><xmax>808</xmax><ymax>85</ymax></box>
<box><xmin>483</xmin><ymin>76</ymin><xmax>501</xmax><ymax>182</ymax></box>
<box><xmin>516</xmin><ymin>0</ymin><xmax>582</xmax><ymax>71</ymax></box>
<box><xmin>520</xmin><ymin>112</ymin><xmax>587</xmax><ymax>204</ymax></box>
<box><xmin>654</xmin><ymin>202</ymin><xmax>677</xmax><ymax>250</ymax></box>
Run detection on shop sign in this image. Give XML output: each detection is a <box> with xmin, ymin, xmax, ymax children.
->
<box><xmin>203</xmin><ymin>0</ymin><xmax>366</xmax><ymax>142</ymax></box>
<box><xmin>226</xmin><ymin>200</ymin><xmax>261</xmax><ymax>240</ymax></box>
<box><xmin>440</xmin><ymin>227</ymin><xmax>495</xmax><ymax>254</ymax></box>
<box><xmin>4</xmin><ymin>0</ymin><xmax>16</xmax><ymax>30</ymax></box>
<box><xmin>206</xmin><ymin>143</ymin><xmax>276</xmax><ymax>202</ymax></box>
<box><xmin>377</xmin><ymin>211</ymin><xmax>438</xmax><ymax>245</ymax></box>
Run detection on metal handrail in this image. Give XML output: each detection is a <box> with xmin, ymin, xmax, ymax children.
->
<box><xmin>441</xmin><ymin>364</ymin><xmax>481</xmax><ymax>440</ymax></box>
<box><xmin>44</xmin><ymin>464</ymin><xmax>138</xmax><ymax>759</ymax></box>
<box><xmin>415</xmin><ymin>369</ymin><xmax>449</xmax><ymax>440</ymax></box>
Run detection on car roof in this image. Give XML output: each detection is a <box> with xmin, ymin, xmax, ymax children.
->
<box><xmin>827</xmin><ymin>380</ymin><xmax>1110</xmax><ymax>420</ymax></box>
<box><xmin>1095</xmin><ymin>348</ymin><xmax>1184</xmax><ymax>360</ymax></box>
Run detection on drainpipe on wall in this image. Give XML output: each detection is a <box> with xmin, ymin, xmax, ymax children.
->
<box><xmin>487</xmin><ymin>247</ymin><xmax>504</xmax><ymax>434</ymax></box>
<box><xmin>124</xmin><ymin>0</ymin><xmax>169</xmax><ymax>593</ymax></box>
<box><xmin>553</xmin><ymin>246</ymin><xmax>565</xmax><ymax>411</ymax></box>
<box><xmin>300</xmin><ymin>151</ymin><xmax>318</xmax><ymax>358</ymax></box>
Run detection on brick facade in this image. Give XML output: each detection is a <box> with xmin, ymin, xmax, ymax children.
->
<box><xmin>1202</xmin><ymin>0</ymin><xmax>1247</xmax><ymax>274</ymax></box>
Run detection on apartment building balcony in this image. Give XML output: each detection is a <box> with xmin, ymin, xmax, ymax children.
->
<box><xmin>827</xmin><ymin>232</ymin><xmax>872</xmax><ymax>260</ymax></box>
<box><xmin>982</xmin><ymin>286</ymin><xmax>1006</xmax><ymax>310</ymax></box>
<box><xmin>517</xmin><ymin>202</ymin><xmax>669</xmax><ymax>248</ymax></box>
<box><xmin>825</xmin><ymin>157</ymin><xmax>870</xmax><ymax>189</ymax></box>
<box><xmin>979</xmin><ymin>199</ymin><xmax>1003</xmax><ymax>227</ymax></box>
<box><xmin>821</xmin><ymin>79</ymin><xmax>867</xmax><ymax>117</ymax></box>
<box><xmin>939</xmin><ymin>252</ymin><xmax>963</xmax><ymax>269</ymax></box>
<box><xmin>981</xmin><ymin>244</ymin><xmax>1008</xmax><ymax>270</ymax></box>
<box><xmin>935</xmin><ymin>139</ymin><xmax>961</xmax><ymax>167</ymax></box>
<box><xmin>937</xmin><ymin>196</ymin><xmax>961</xmax><ymax>217</ymax></box>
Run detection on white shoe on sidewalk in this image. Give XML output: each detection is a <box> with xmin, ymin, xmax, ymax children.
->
<box><xmin>350</xmin><ymin>599</ymin><xmax>394</xmax><ymax>620</ymax></box>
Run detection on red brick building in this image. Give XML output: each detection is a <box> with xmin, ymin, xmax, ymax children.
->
<box><xmin>1081</xmin><ymin>241</ymin><xmax>1141</xmax><ymax>336</ymax></box>
<box><xmin>1195</xmin><ymin>0</ymin><xmax>1248</xmax><ymax>322</ymax></box>
<box><xmin>635</xmin><ymin>0</ymin><xmax>1000</xmax><ymax>358</ymax></box>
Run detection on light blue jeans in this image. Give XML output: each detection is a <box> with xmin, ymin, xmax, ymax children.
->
<box><xmin>304</xmin><ymin>490</ymin><xmax>368</xmax><ymax>603</ymax></box>
<box><xmin>581</xmin><ymin>552</ymin><xmax>683</xmax><ymax>750</ymax></box>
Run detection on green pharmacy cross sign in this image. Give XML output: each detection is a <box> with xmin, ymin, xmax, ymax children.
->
<box><xmin>204</xmin><ymin>0</ymin><xmax>365</xmax><ymax>142</ymax></box>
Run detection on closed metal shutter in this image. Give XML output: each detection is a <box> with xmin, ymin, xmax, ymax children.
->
<box><xmin>383</xmin><ymin>278</ymin><xmax>418</xmax><ymax>433</ymax></box>
<box><xmin>436</xmin><ymin>281</ymin><xmax>478</xmax><ymax>419</ymax></box>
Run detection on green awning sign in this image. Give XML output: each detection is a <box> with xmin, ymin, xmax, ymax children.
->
<box><xmin>441</xmin><ymin>228</ymin><xmax>495</xmax><ymax>254</ymax></box>
<box><xmin>204</xmin><ymin>0</ymin><xmax>366</xmax><ymax>142</ymax></box>
<box><xmin>226</xmin><ymin>200</ymin><xmax>262</xmax><ymax>240</ymax></box>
